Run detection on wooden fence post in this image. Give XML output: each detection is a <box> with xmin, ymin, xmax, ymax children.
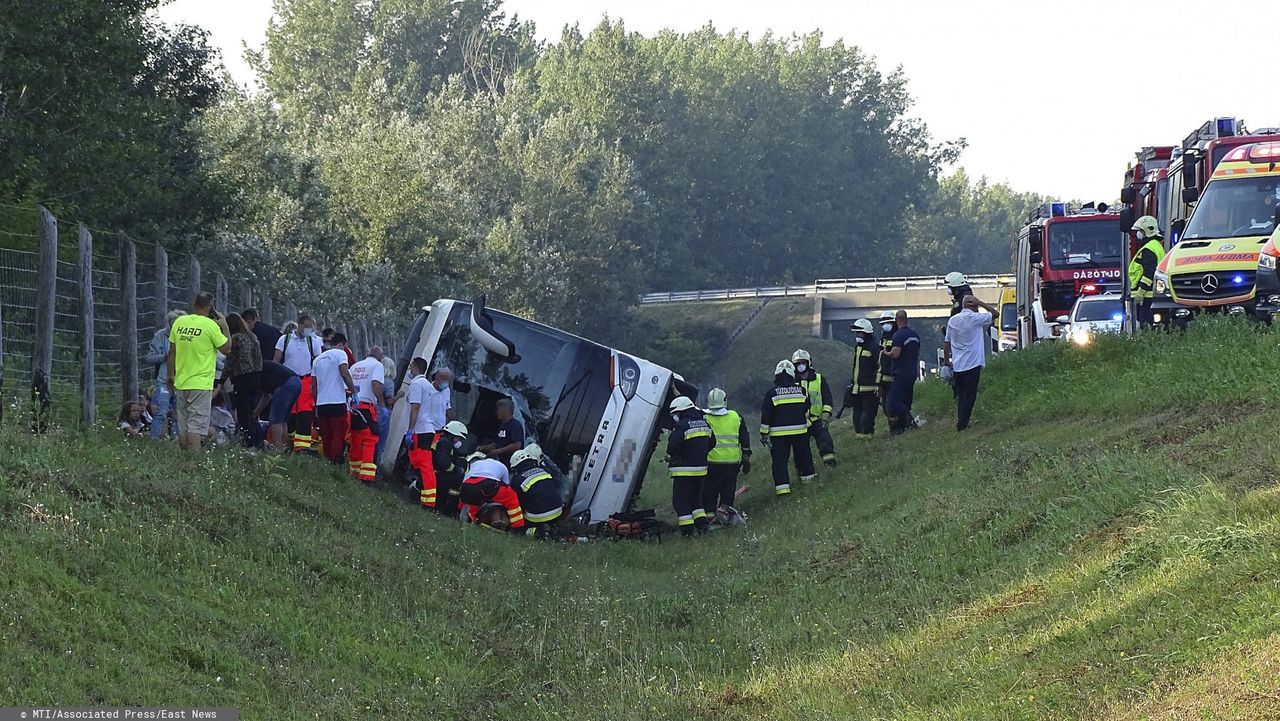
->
<box><xmin>0</xmin><ymin>302</ymin><xmax>5</xmax><ymax>425</ymax></box>
<box><xmin>263</xmin><ymin>296</ymin><xmax>274</xmax><ymax>326</ymax></box>
<box><xmin>284</xmin><ymin>301</ymin><xmax>298</xmax><ymax>325</ymax></box>
<box><xmin>215</xmin><ymin>273</ymin><xmax>228</xmax><ymax>315</ymax></box>
<box><xmin>187</xmin><ymin>254</ymin><xmax>201</xmax><ymax>301</ymax></box>
<box><xmin>33</xmin><ymin>206</ymin><xmax>57</xmax><ymax>388</ymax></box>
<box><xmin>154</xmin><ymin>245</ymin><xmax>168</xmax><ymax>330</ymax></box>
<box><xmin>78</xmin><ymin>225</ymin><xmax>96</xmax><ymax>427</ymax></box>
<box><xmin>121</xmin><ymin>236</ymin><xmax>138</xmax><ymax>403</ymax></box>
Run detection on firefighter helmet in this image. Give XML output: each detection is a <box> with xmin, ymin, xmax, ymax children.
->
<box><xmin>706</xmin><ymin>388</ymin><xmax>728</xmax><ymax>410</ymax></box>
<box><xmin>669</xmin><ymin>396</ymin><xmax>695</xmax><ymax>413</ymax></box>
<box><xmin>523</xmin><ymin>442</ymin><xmax>543</xmax><ymax>460</ymax></box>
<box><xmin>944</xmin><ymin>271</ymin><xmax>967</xmax><ymax>288</ymax></box>
<box><xmin>790</xmin><ymin>349</ymin><xmax>811</xmax><ymax>363</ymax></box>
<box><xmin>1132</xmin><ymin>215</ymin><xmax>1161</xmax><ymax>238</ymax></box>
<box><xmin>852</xmin><ymin>319</ymin><xmax>874</xmax><ymax>334</ymax></box>
<box><xmin>443</xmin><ymin>420</ymin><xmax>468</xmax><ymax>438</ymax></box>
<box><xmin>878</xmin><ymin>309</ymin><xmax>896</xmax><ymax>321</ymax></box>
<box><xmin>466</xmin><ymin>451</ymin><xmax>487</xmax><ymax>464</ymax></box>
<box><xmin>775</xmin><ymin>359</ymin><xmax>796</xmax><ymax>377</ymax></box>
<box><xmin>509</xmin><ymin>448</ymin><xmax>536</xmax><ymax>468</ymax></box>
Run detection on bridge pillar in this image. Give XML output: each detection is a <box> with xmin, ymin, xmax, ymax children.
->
<box><xmin>811</xmin><ymin>296</ymin><xmax>824</xmax><ymax>338</ymax></box>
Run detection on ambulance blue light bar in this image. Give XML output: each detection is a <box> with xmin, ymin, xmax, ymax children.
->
<box><xmin>1216</xmin><ymin>118</ymin><xmax>1238</xmax><ymax>137</ymax></box>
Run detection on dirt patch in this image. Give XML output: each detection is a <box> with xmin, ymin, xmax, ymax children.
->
<box><xmin>807</xmin><ymin>540</ymin><xmax>863</xmax><ymax>581</ymax></box>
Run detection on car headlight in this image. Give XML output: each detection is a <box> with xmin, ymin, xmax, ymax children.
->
<box><xmin>1071</xmin><ymin>329</ymin><xmax>1091</xmax><ymax>346</ymax></box>
<box><xmin>1154</xmin><ymin>271</ymin><xmax>1169</xmax><ymax>295</ymax></box>
<box><xmin>1261</xmin><ymin>253</ymin><xmax>1277</xmax><ymax>271</ymax></box>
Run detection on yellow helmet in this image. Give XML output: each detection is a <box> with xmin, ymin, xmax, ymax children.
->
<box><xmin>1132</xmin><ymin>215</ymin><xmax>1161</xmax><ymax>238</ymax></box>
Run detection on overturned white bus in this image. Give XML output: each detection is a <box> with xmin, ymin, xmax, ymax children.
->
<box><xmin>379</xmin><ymin>297</ymin><xmax>696</xmax><ymax>522</ymax></box>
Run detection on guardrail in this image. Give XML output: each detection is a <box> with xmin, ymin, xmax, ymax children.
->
<box><xmin>638</xmin><ymin>274</ymin><xmax>1005</xmax><ymax>304</ymax></box>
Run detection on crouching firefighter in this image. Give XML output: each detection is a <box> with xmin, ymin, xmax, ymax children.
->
<box><xmin>792</xmin><ymin>349</ymin><xmax>836</xmax><ymax>467</ymax></box>
<box><xmin>431</xmin><ymin>421</ymin><xmax>470</xmax><ymax>517</ymax></box>
<box><xmin>849</xmin><ymin>319</ymin><xmax>880</xmax><ymax>437</ymax></box>
<box><xmin>760</xmin><ymin>360</ymin><xmax>814</xmax><ymax>496</ymax></box>
<box><xmin>702</xmin><ymin>388</ymin><xmax>751</xmax><ymax>523</ymax></box>
<box><xmin>667</xmin><ymin>396</ymin><xmax>714</xmax><ymax>535</ymax></box>
<box><xmin>460</xmin><ymin>454</ymin><xmax>524</xmax><ymax>531</ymax></box>
<box><xmin>511</xmin><ymin>447</ymin><xmax>565</xmax><ymax>538</ymax></box>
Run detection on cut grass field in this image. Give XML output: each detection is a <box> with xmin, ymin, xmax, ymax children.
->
<box><xmin>5</xmin><ymin>318</ymin><xmax>1280</xmax><ymax>719</ymax></box>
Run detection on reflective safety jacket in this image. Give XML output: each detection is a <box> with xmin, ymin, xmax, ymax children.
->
<box><xmin>430</xmin><ymin>432</ymin><xmax>464</xmax><ymax>476</ymax></box>
<box><xmin>1129</xmin><ymin>237</ymin><xmax>1165</xmax><ymax>300</ymax></box>
<box><xmin>800</xmin><ymin>371</ymin><xmax>834</xmax><ymax>421</ymax></box>
<box><xmin>760</xmin><ymin>382</ymin><xmax>811</xmax><ymax>438</ymax></box>
<box><xmin>667</xmin><ymin>409</ymin><xmax>713</xmax><ymax>477</ymax></box>
<box><xmin>877</xmin><ymin>333</ymin><xmax>895</xmax><ymax>385</ymax></box>
<box><xmin>512</xmin><ymin>460</ymin><xmax>563</xmax><ymax>525</ymax></box>
<box><xmin>706</xmin><ymin>410</ymin><xmax>750</xmax><ymax>464</ymax></box>
<box><xmin>851</xmin><ymin>336</ymin><xmax>879</xmax><ymax>393</ymax></box>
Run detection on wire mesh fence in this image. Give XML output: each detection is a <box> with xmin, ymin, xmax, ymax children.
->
<box><xmin>0</xmin><ymin>204</ymin><xmax>398</xmax><ymax>431</ymax></box>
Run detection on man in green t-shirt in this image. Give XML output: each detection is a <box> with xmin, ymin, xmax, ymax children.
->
<box><xmin>166</xmin><ymin>292</ymin><xmax>231</xmax><ymax>451</ymax></box>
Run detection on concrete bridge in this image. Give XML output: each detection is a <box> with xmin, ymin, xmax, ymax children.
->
<box><xmin>638</xmin><ymin>275</ymin><xmax>1004</xmax><ymax>339</ymax></box>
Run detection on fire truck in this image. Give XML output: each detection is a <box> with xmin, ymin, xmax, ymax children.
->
<box><xmin>1118</xmin><ymin>146</ymin><xmax>1175</xmax><ymax>238</ymax></box>
<box><xmin>1014</xmin><ymin>203</ymin><xmax>1124</xmax><ymax>348</ymax></box>
<box><xmin>1149</xmin><ymin>119</ymin><xmax>1280</xmax><ymax>320</ymax></box>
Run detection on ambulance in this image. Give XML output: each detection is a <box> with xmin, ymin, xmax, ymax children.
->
<box><xmin>1152</xmin><ymin>139</ymin><xmax>1280</xmax><ymax>318</ymax></box>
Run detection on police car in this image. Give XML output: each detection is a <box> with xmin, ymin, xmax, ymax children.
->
<box><xmin>1055</xmin><ymin>293</ymin><xmax>1125</xmax><ymax>346</ymax></box>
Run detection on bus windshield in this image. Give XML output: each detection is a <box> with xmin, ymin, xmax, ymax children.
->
<box><xmin>1046</xmin><ymin>220</ymin><xmax>1123</xmax><ymax>269</ymax></box>
<box><xmin>1184</xmin><ymin>176</ymin><xmax>1279</xmax><ymax>240</ymax></box>
<box><xmin>429</xmin><ymin>303</ymin><xmax>613</xmax><ymax>473</ymax></box>
<box><xmin>1000</xmin><ymin>303</ymin><xmax>1017</xmax><ymax>331</ymax></box>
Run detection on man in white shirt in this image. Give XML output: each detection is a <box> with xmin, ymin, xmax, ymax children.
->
<box><xmin>311</xmin><ymin>332</ymin><xmax>356</xmax><ymax>463</ymax></box>
<box><xmin>348</xmin><ymin>351</ymin><xmax>385</xmax><ymax>483</ymax></box>
<box><xmin>370</xmin><ymin>345</ymin><xmax>397</xmax><ymax>463</ymax></box>
<box><xmin>273</xmin><ymin>315</ymin><xmax>324</xmax><ymax>453</ymax></box>
<box><xmin>943</xmin><ymin>295</ymin><xmax>998</xmax><ymax>432</ymax></box>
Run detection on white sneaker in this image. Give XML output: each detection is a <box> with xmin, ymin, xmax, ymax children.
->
<box><xmin>912</xmin><ymin>415</ymin><xmax>927</xmax><ymax>427</ymax></box>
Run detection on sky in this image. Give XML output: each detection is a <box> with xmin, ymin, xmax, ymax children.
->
<box><xmin>157</xmin><ymin>0</ymin><xmax>1278</xmax><ymax>202</ymax></box>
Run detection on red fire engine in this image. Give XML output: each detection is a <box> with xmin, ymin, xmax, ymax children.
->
<box><xmin>1014</xmin><ymin>203</ymin><xmax>1124</xmax><ymax>348</ymax></box>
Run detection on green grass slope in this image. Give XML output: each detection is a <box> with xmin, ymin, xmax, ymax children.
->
<box><xmin>5</xmin><ymin>319</ymin><xmax>1280</xmax><ymax>719</ymax></box>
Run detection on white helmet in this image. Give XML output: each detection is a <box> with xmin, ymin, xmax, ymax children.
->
<box><xmin>669</xmin><ymin>396</ymin><xmax>695</xmax><ymax>413</ymax></box>
<box><xmin>775</xmin><ymin>359</ymin><xmax>796</xmax><ymax>377</ymax></box>
<box><xmin>944</xmin><ymin>271</ymin><xmax>967</xmax><ymax>288</ymax></box>
<box><xmin>878</xmin><ymin>309</ymin><xmax>896</xmax><ymax>322</ymax></box>
<box><xmin>523</xmin><ymin>442</ymin><xmax>544</xmax><ymax>460</ymax></box>
<box><xmin>443</xmin><ymin>420</ymin><xmax>468</xmax><ymax>438</ymax></box>
<box><xmin>509</xmin><ymin>448</ymin><xmax>536</xmax><ymax>468</ymax></box>
<box><xmin>852</xmin><ymin>319</ymin><xmax>874</xmax><ymax>334</ymax></box>
<box><xmin>791</xmin><ymin>349</ymin><xmax>811</xmax><ymax>363</ymax></box>
<box><xmin>466</xmin><ymin>451</ymin><xmax>487</xmax><ymax>464</ymax></box>
<box><xmin>706</xmin><ymin>388</ymin><xmax>728</xmax><ymax>409</ymax></box>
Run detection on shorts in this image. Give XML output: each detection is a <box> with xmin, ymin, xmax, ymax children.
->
<box><xmin>174</xmin><ymin>389</ymin><xmax>213</xmax><ymax>437</ymax></box>
<box><xmin>269</xmin><ymin>376</ymin><xmax>302</xmax><ymax>425</ymax></box>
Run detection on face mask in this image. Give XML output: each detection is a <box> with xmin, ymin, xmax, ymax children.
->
<box><xmin>671</xmin><ymin>414</ymin><xmax>680</xmax><ymax>424</ymax></box>
<box><xmin>795</xmin><ymin>363</ymin><xmax>808</xmax><ymax>374</ymax></box>
<box><xmin>438</xmin><ymin>381</ymin><xmax>449</xmax><ymax>390</ymax></box>
<box><xmin>302</xmin><ymin>328</ymin><xmax>315</xmax><ymax>338</ymax></box>
<box><xmin>1136</xmin><ymin>231</ymin><xmax>1146</xmax><ymax>242</ymax></box>
<box><xmin>453</xmin><ymin>440</ymin><xmax>463</xmax><ymax>450</ymax></box>
<box><xmin>882</xmin><ymin>323</ymin><xmax>894</xmax><ymax>332</ymax></box>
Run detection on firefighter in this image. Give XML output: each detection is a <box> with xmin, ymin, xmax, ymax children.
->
<box><xmin>849</xmin><ymin>319</ymin><xmax>880</xmax><ymax>437</ymax></box>
<box><xmin>701</xmin><ymin>388</ymin><xmax>751</xmax><ymax>522</ymax></box>
<box><xmin>510</xmin><ymin>447</ymin><xmax>565</xmax><ymax>538</ymax></box>
<box><xmin>760</xmin><ymin>360</ymin><xmax>814</xmax><ymax>496</ymax></box>
<box><xmin>667</xmin><ymin>396</ymin><xmax>714</xmax><ymax>536</ymax></box>
<box><xmin>1129</xmin><ymin>215</ymin><xmax>1166</xmax><ymax>329</ymax></box>
<box><xmin>431</xmin><ymin>420</ymin><xmax>469</xmax><ymax>517</ymax></box>
<box><xmin>876</xmin><ymin>310</ymin><xmax>896</xmax><ymax>417</ymax></box>
<box><xmin>791</xmin><ymin>349</ymin><xmax>836</xmax><ymax>467</ymax></box>
<box><xmin>460</xmin><ymin>453</ymin><xmax>524</xmax><ymax>531</ymax></box>
<box><xmin>944</xmin><ymin>272</ymin><xmax>974</xmax><ymax>319</ymax></box>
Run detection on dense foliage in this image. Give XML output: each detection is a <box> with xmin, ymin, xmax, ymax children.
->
<box><xmin>1</xmin><ymin>0</ymin><xmax>1044</xmax><ymax>342</ymax></box>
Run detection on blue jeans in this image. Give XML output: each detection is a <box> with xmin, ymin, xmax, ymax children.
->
<box><xmin>151</xmin><ymin>385</ymin><xmax>172</xmax><ymax>440</ymax></box>
<box><xmin>374</xmin><ymin>406</ymin><xmax>391</xmax><ymax>463</ymax></box>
